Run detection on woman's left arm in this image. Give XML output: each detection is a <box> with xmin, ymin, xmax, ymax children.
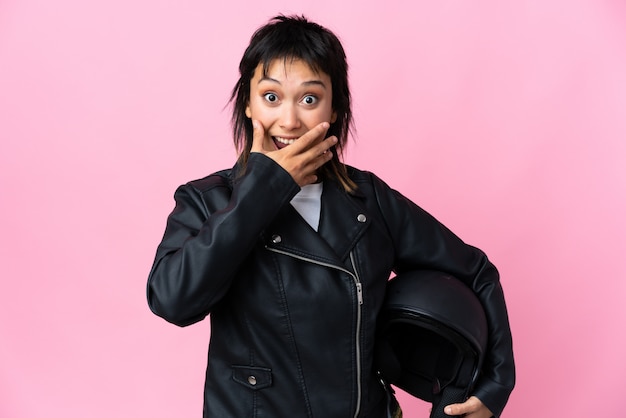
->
<box><xmin>369</xmin><ymin>173</ymin><xmax>515</xmax><ymax>417</ymax></box>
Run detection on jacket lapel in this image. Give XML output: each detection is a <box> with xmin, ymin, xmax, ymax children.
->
<box><xmin>317</xmin><ymin>181</ymin><xmax>370</xmax><ymax>262</ymax></box>
<box><xmin>264</xmin><ymin>181</ymin><xmax>370</xmax><ymax>266</ymax></box>
<box><xmin>265</xmin><ymin>203</ymin><xmax>342</xmax><ymax>266</ymax></box>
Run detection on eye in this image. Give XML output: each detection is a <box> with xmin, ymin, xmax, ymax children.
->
<box><xmin>301</xmin><ymin>95</ymin><xmax>318</xmax><ymax>105</ymax></box>
<box><xmin>263</xmin><ymin>92</ymin><xmax>279</xmax><ymax>103</ymax></box>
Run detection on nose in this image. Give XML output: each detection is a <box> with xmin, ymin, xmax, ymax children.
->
<box><xmin>279</xmin><ymin>104</ymin><xmax>301</xmax><ymax>131</ymax></box>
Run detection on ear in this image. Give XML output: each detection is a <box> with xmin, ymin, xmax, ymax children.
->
<box><xmin>330</xmin><ymin>111</ymin><xmax>337</xmax><ymax>124</ymax></box>
<box><xmin>245</xmin><ymin>104</ymin><xmax>251</xmax><ymax>118</ymax></box>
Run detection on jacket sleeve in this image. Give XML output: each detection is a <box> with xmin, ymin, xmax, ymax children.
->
<box><xmin>369</xmin><ymin>173</ymin><xmax>515</xmax><ymax>417</ymax></box>
<box><xmin>146</xmin><ymin>153</ymin><xmax>300</xmax><ymax>327</ymax></box>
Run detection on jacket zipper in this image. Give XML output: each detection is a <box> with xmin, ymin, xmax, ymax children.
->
<box><xmin>265</xmin><ymin>246</ymin><xmax>364</xmax><ymax>417</ymax></box>
<box><xmin>349</xmin><ymin>251</ymin><xmax>363</xmax><ymax>418</ymax></box>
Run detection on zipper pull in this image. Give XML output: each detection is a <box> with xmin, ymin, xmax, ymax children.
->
<box><xmin>356</xmin><ymin>282</ymin><xmax>363</xmax><ymax>305</ymax></box>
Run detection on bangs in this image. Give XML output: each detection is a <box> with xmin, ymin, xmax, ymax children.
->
<box><xmin>259</xmin><ymin>55</ymin><xmax>323</xmax><ymax>79</ymax></box>
<box><xmin>242</xmin><ymin>21</ymin><xmax>338</xmax><ymax>79</ymax></box>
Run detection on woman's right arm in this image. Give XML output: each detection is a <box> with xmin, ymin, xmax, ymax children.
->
<box><xmin>146</xmin><ymin>153</ymin><xmax>300</xmax><ymax>327</ymax></box>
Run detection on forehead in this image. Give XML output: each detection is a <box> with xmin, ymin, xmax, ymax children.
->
<box><xmin>254</xmin><ymin>57</ymin><xmax>329</xmax><ymax>82</ymax></box>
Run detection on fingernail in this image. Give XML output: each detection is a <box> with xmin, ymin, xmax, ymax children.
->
<box><xmin>444</xmin><ymin>407</ymin><xmax>452</xmax><ymax>414</ymax></box>
<box><xmin>321</xmin><ymin>122</ymin><xmax>329</xmax><ymax>129</ymax></box>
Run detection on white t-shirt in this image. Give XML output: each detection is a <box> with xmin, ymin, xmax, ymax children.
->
<box><xmin>290</xmin><ymin>182</ymin><xmax>323</xmax><ymax>231</ymax></box>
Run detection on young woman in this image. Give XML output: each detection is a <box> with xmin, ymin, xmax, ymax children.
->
<box><xmin>147</xmin><ymin>15</ymin><xmax>515</xmax><ymax>418</ymax></box>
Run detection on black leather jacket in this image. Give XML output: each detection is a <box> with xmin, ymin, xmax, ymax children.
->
<box><xmin>147</xmin><ymin>153</ymin><xmax>515</xmax><ymax>417</ymax></box>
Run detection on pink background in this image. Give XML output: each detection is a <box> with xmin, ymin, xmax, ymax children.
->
<box><xmin>1</xmin><ymin>0</ymin><xmax>625</xmax><ymax>416</ymax></box>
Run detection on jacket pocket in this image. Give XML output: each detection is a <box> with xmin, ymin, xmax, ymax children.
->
<box><xmin>231</xmin><ymin>365</ymin><xmax>273</xmax><ymax>390</ymax></box>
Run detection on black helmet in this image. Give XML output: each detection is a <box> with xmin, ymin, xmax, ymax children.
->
<box><xmin>375</xmin><ymin>270</ymin><xmax>488</xmax><ymax>418</ymax></box>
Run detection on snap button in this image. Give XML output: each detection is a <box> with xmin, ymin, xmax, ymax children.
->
<box><xmin>357</xmin><ymin>214</ymin><xmax>367</xmax><ymax>223</ymax></box>
<box><xmin>248</xmin><ymin>375</ymin><xmax>257</xmax><ymax>386</ymax></box>
<box><xmin>271</xmin><ymin>235</ymin><xmax>282</xmax><ymax>244</ymax></box>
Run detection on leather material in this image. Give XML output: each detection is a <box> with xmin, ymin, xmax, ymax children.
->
<box><xmin>147</xmin><ymin>153</ymin><xmax>515</xmax><ymax>417</ymax></box>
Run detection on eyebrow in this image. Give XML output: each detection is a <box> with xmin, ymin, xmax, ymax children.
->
<box><xmin>258</xmin><ymin>77</ymin><xmax>328</xmax><ymax>89</ymax></box>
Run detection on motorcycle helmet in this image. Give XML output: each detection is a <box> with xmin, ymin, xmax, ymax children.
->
<box><xmin>375</xmin><ymin>270</ymin><xmax>488</xmax><ymax>418</ymax></box>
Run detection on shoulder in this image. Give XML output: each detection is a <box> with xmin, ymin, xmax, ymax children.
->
<box><xmin>171</xmin><ymin>169</ymin><xmax>234</xmax><ymax>213</ymax></box>
<box><xmin>345</xmin><ymin>165</ymin><xmax>391</xmax><ymax>194</ymax></box>
<box><xmin>184</xmin><ymin>169</ymin><xmax>233</xmax><ymax>193</ymax></box>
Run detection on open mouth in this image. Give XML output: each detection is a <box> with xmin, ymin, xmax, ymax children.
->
<box><xmin>273</xmin><ymin>136</ymin><xmax>298</xmax><ymax>149</ymax></box>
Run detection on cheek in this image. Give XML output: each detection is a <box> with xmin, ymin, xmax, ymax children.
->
<box><xmin>330</xmin><ymin>111</ymin><xmax>337</xmax><ymax>124</ymax></box>
<box><xmin>318</xmin><ymin>106</ymin><xmax>336</xmax><ymax>124</ymax></box>
<box><xmin>300</xmin><ymin>113</ymin><xmax>325</xmax><ymax>127</ymax></box>
<box><xmin>246</xmin><ymin>99</ymin><xmax>263</xmax><ymax>119</ymax></box>
<box><xmin>246</xmin><ymin>102</ymin><xmax>277</xmax><ymax>128</ymax></box>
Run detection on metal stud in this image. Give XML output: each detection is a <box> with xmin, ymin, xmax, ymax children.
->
<box><xmin>248</xmin><ymin>375</ymin><xmax>257</xmax><ymax>386</ymax></box>
<box><xmin>357</xmin><ymin>214</ymin><xmax>367</xmax><ymax>223</ymax></box>
<box><xmin>271</xmin><ymin>235</ymin><xmax>282</xmax><ymax>244</ymax></box>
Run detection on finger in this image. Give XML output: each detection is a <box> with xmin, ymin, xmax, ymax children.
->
<box><xmin>309</xmin><ymin>135</ymin><xmax>338</xmax><ymax>157</ymax></box>
<box><xmin>287</xmin><ymin>132</ymin><xmax>336</xmax><ymax>169</ymax></box>
<box><xmin>295</xmin><ymin>135</ymin><xmax>336</xmax><ymax>177</ymax></box>
<box><xmin>311</xmin><ymin>140</ymin><xmax>336</xmax><ymax>169</ymax></box>
<box><xmin>285</xmin><ymin>121</ymin><xmax>330</xmax><ymax>154</ymax></box>
<box><xmin>250</xmin><ymin>120</ymin><xmax>273</xmax><ymax>154</ymax></box>
<box><xmin>444</xmin><ymin>403</ymin><xmax>465</xmax><ymax>416</ymax></box>
<box><xmin>444</xmin><ymin>399</ymin><xmax>476</xmax><ymax>416</ymax></box>
<box><xmin>444</xmin><ymin>396</ymin><xmax>483</xmax><ymax>416</ymax></box>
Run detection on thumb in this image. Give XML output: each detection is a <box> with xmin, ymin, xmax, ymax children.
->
<box><xmin>444</xmin><ymin>403</ymin><xmax>465</xmax><ymax>416</ymax></box>
<box><xmin>250</xmin><ymin>120</ymin><xmax>270</xmax><ymax>154</ymax></box>
<box><xmin>444</xmin><ymin>396</ymin><xmax>483</xmax><ymax>416</ymax></box>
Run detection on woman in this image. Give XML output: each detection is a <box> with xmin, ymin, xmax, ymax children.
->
<box><xmin>147</xmin><ymin>15</ymin><xmax>515</xmax><ymax>417</ymax></box>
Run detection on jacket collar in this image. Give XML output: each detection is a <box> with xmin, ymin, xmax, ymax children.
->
<box><xmin>318</xmin><ymin>180</ymin><xmax>370</xmax><ymax>261</ymax></box>
<box><xmin>265</xmin><ymin>180</ymin><xmax>370</xmax><ymax>266</ymax></box>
